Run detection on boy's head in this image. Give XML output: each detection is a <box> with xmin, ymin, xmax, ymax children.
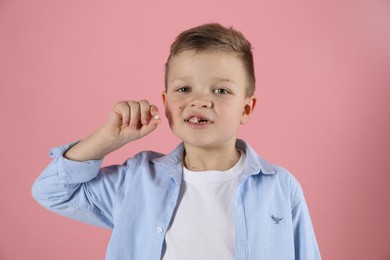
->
<box><xmin>165</xmin><ymin>23</ymin><xmax>255</xmax><ymax>97</ymax></box>
<box><xmin>162</xmin><ymin>23</ymin><xmax>257</xmax><ymax>150</ymax></box>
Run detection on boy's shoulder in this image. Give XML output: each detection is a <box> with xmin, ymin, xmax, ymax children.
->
<box><xmin>260</xmin><ymin>157</ymin><xmax>305</xmax><ymax>206</ymax></box>
<box><xmin>268</xmin><ymin>162</ymin><xmax>301</xmax><ymax>189</ymax></box>
<box><xmin>241</xmin><ymin>139</ymin><xmax>302</xmax><ymax>188</ymax></box>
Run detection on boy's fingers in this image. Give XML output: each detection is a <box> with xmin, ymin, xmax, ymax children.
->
<box><xmin>139</xmin><ymin>109</ymin><xmax>161</xmax><ymax>137</ymax></box>
<box><xmin>141</xmin><ymin>105</ymin><xmax>161</xmax><ymax>134</ymax></box>
<box><xmin>109</xmin><ymin>100</ymin><xmax>160</xmax><ymax>141</ymax></box>
<box><xmin>140</xmin><ymin>102</ymin><xmax>161</xmax><ymax>126</ymax></box>
<box><xmin>150</xmin><ymin>105</ymin><xmax>160</xmax><ymax>120</ymax></box>
<box><xmin>128</xmin><ymin>101</ymin><xmax>140</xmax><ymax>130</ymax></box>
<box><xmin>113</xmin><ymin>101</ymin><xmax>160</xmax><ymax>129</ymax></box>
<box><xmin>139</xmin><ymin>99</ymin><xmax>151</xmax><ymax>125</ymax></box>
<box><xmin>112</xmin><ymin>101</ymin><xmax>130</xmax><ymax>127</ymax></box>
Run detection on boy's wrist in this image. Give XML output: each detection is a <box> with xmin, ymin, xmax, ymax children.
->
<box><xmin>64</xmin><ymin>127</ymin><xmax>125</xmax><ymax>161</ymax></box>
<box><xmin>89</xmin><ymin>126</ymin><xmax>128</xmax><ymax>157</ymax></box>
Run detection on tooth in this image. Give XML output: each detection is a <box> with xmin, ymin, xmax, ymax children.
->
<box><xmin>190</xmin><ymin>117</ymin><xmax>199</xmax><ymax>123</ymax></box>
<box><xmin>187</xmin><ymin>116</ymin><xmax>210</xmax><ymax>124</ymax></box>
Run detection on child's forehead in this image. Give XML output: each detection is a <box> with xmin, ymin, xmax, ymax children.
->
<box><xmin>168</xmin><ymin>49</ymin><xmax>244</xmax><ymax>72</ymax></box>
<box><xmin>167</xmin><ymin>50</ymin><xmax>247</xmax><ymax>87</ymax></box>
<box><xmin>172</xmin><ymin>53</ymin><xmax>240</xmax><ymax>69</ymax></box>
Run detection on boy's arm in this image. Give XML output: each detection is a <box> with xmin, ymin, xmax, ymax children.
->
<box><xmin>32</xmin><ymin>143</ymin><xmax>112</xmax><ymax>228</ymax></box>
<box><xmin>32</xmin><ymin>100</ymin><xmax>161</xmax><ymax>228</ymax></box>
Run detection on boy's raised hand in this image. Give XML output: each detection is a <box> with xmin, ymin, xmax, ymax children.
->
<box><xmin>105</xmin><ymin>100</ymin><xmax>161</xmax><ymax>144</ymax></box>
<box><xmin>64</xmin><ymin>100</ymin><xmax>161</xmax><ymax>161</ymax></box>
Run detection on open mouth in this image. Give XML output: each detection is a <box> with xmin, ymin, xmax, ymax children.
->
<box><xmin>184</xmin><ymin>116</ymin><xmax>211</xmax><ymax>125</ymax></box>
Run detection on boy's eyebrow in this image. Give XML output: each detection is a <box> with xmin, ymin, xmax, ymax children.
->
<box><xmin>169</xmin><ymin>76</ymin><xmax>192</xmax><ymax>83</ymax></box>
<box><xmin>213</xmin><ymin>77</ymin><xmax>237</xmax><ymax>85</ymax></box>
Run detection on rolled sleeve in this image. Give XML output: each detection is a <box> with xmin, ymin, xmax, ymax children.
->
<box><xmin>32</xmin><ymin>142</ymin><xmax>114</xmax><ymax>229</ymax></box>
<box><xmin>48</xmin><ymin>142</ymin><xmax>104</xmax><ymax>185</ymax></box>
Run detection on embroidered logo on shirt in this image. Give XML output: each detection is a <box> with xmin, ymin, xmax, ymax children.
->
<box><xmin>271</xmin><ymin>215</ymin><xmax>283</xmax><ymax>224</ymax></box>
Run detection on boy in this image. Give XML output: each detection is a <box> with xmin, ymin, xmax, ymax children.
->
<box><xmin>32</xmin><ymin>23</ymin><xmax>321</xmax><ymax>259</ymax></box>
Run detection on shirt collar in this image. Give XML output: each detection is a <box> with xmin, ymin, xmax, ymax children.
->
<box><xmin>151</xmin><ymin>139</ymin><xmax>276</xmax><ymax>185</ymax></box>
<box><xmin>151</xmin><ymin>143</ymin><xmax>185</xmax><ymax>185</ymax></box>
<box><xmin>236</xmin><ymin>139</ymin><xmax>276</xmax><ymax>176</ymax></box>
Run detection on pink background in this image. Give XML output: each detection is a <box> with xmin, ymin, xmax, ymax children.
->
<box><xmin>1</xmin><ymin>0</ymin><xmax>389</xmax><ymax>259</ymax></box>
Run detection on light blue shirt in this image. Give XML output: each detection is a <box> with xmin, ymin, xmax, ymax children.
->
<box><xmin>32</xmin><ymin>139</ymin><xmax>321</xmax><ymax>260</ymax></box>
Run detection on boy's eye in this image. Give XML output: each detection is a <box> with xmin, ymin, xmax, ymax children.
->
<box><xmin>177</xmin><ymin>87</ymin><xmax>191</xmax><ymax>93</ymax></box>
<box><xmin>213</xmin><ymin>88</ymin><xmax>230</xmax><ymax>94</ymax></box>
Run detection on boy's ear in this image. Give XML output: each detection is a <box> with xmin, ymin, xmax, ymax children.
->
<box><xmin>162</xmin><ymin>90</ymin><xmax>167</xmax><ymax>107</ymax></box>
<box><xmin>240</xmin><ymin>95</ymin><xmax>257</xmax><ymax>124</ymax></box>
<box><xmin>161</xmin><ymin>90</ymin><xmax>170</xmax><ymax>119</ymax></box>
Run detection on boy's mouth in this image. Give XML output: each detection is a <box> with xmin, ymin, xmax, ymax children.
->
<box><xmin>184</xmin><ymin>115</ymin><xmax>212</xmax><ymax>125</ymax></box>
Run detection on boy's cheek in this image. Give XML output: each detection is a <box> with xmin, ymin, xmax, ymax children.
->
<box><xmin>163</xmin><ymin>107</ymin><xmax>176</xmax><ymax>125</ymax></box>
<box><xmin>164</xmin><ymin>108</ymin><xmax>171</xmax><ymax>121</ymax></box>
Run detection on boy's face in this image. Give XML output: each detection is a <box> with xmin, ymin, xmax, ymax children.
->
<box><xmin>162</xmin><ymin>50</ymin><xmax>256</xmax><ymax>150</ymax></box>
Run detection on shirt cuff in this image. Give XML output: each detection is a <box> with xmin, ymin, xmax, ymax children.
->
<box><xmin>49</xmin><ymin>141</ymin><xmax>104</xmax><ymax>185</ymax></box>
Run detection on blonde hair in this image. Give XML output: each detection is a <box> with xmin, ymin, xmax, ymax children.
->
<box><xmin>165</xmin><ymin>23</ymin><xmax>255</xmax><ymax>97</ymax></box>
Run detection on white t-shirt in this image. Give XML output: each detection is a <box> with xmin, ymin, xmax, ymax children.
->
<box><xmin>162</xmin><ymin>151</ymin><xmax>246</xmax><ymax>260</ymax></box>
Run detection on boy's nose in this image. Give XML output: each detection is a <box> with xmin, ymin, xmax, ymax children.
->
<box><xmin>190</xmin><ymin>95</ymin><xmax>213</xmax><ymax>108</ymax></box>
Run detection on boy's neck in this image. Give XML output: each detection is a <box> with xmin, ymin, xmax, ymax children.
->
<box><xmin>183</xmin><ymin>141</ymin><xmax>241</xmax><ymax>172</ymax></box>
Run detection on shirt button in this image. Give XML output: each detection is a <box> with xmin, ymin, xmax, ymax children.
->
<box><xmin>156</xmin><ymin>226</ymin><xmax>164</xmax><ymax>234</ymax></box>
